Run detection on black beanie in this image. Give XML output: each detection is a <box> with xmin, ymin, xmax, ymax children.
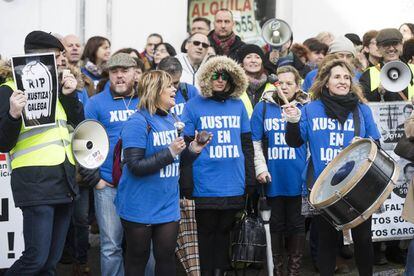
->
<box><xmin>236</xmin><ymin>44</ymin><xmax>265</xmax><ymax>64</ymax></box>
<box><xmin>24</xmin><ymin>31</ymin><xmax>65</xmax><ymax>53</ymax></box>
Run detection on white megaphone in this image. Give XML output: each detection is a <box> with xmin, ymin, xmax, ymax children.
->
<box><xmin>380</xmin><ymin>61</ymin><xmax>412</xmax><ymax>92</ymax></box>
<box><xmin>261</xmin><ymin>18</ymin><xmax>292</xmax><ymax>49</ymax></box>
<box><xmin>71</xmin><ymin>119</ymin><xmax>109</xmax><ymax>169</ymax></box>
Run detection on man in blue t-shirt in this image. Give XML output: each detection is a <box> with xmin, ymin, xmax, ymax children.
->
<box><xmin>157</xmin><ymin>56</ymin><xmax>199</xmax><ymax>118</ymax></box>
<box><xmin>84</xmin><ymin>53</ymin><xmax>139</xmax><ymax>276</ymax></box>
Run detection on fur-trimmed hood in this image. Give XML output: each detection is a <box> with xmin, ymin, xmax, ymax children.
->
<box><xmin>261</xmin><ymin>85</ymin><xmax>310</xmax><ymax>106</ymax></box>
<box><xmin>0</xmin><ymin>59</ymin><xmax>13</xmax><ymax>84</ymax></box>
<box><xmin>197</xmin><ymin>56</ymin><xmax>248</xmax><ymax>99</ymax></box>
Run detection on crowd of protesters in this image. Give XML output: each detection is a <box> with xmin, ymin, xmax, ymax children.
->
<box><xmin>1</xmin><ymin>7</ymin><xmax>414</xmax><ymax>276</ymax></box>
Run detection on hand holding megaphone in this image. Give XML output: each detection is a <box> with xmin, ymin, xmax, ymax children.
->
<box><xmin>72</xmin><ymin>120</ymin><xmax>109</xmax><ymax>169</ymax></box>
<box><xmin>379</xmin><ymin>61</ymin><xmax>412</xmax><ymax>93</ymax></box>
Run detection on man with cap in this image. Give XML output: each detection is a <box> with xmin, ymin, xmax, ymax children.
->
<box><xmin>84</xmin><ymin>53</ymin><xmax>139</xmax><ymax>276</ymax></box>
<box><xmin>360</xmin><ymin>28</ymin><xmax>414</xmax><ymax>102</ymax></box>
<box><xmin>302</xmin><ymin>36</ymin><xmax>358</xmax><ymax>92</ymax></box>
<box><xmin>0</xmin><ymin>30</ymin><xmax>83</xmax><ymax>275</ymax></box>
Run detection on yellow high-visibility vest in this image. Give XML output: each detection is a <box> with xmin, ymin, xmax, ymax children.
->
<box><xmin>241</xmin><ymin>83</ymin><xmax>280</xmax><ymax>119</ymax></box>
<box><xmin>1</xmin><ymin>81</ymin><xmax>75</xmax><ymax>169</ymax></box>
<box><xmin>369</xmin><ymin>63</ymin><xmax>414</xmax><ymax>100</ymax></box>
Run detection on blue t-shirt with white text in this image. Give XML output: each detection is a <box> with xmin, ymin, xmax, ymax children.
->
<box><xmin>115</xmin><ymin>110</ymin><xmax>180</xmax><ymax>224</ymax></box>
<box><xmin>299</xmin><ymin>100</ymin><xmax>380</xmax><ymax>181</ymax></box>
<box><xmin>181</xmin><ymin>96</ymin><xmax>251</xmax><ymax>197</ymax></box>
<box><xmin>251</xmin><ymin>101</ymin><xmax>307</xmax><ymax>196</ymax></box>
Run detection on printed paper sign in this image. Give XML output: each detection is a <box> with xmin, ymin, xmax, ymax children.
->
<box><xmin>369</xmin><ymin>102</ymin><xmax>414</xmax><ymax>241</ymax></box>
<box><xmin>11</xmin><ymin>53</ymin><xmax>58</xmax><ymax>129</ymax></box>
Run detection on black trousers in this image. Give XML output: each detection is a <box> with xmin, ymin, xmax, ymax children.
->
<box><xmin>196</xmin><ymin>209</ymin><xmax>238</xmax><ymax>271</ymax></box>
<box><xmin>314</xmin><ymin>215</ymin><xmax>373</xmax><ymax>276</ymax></box>
<box><xmin>121</xmin><ymin>219</ymin><xmax>179</xmax><ymax>276</ymax></box>
<box><xmin>268</xmin><ymin>195</ymin><xmax>305</xmax><ymax>235</ymax></box>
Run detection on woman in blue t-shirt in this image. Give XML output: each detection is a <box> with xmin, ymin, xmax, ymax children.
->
<box><xmin>114</xmin><ymin>70</ymin><xmax>210</xmax><ymax>276</ymax></box>
<box><xmin>251</xmin><ymin>65</ymin><xmax>309</xmax><ymax>275</ymax></box>
<box><xmin>181</xmin><ymin>56</ymin><xmax>255</xmax><ymax>275</ymax></box>
<box><xmin>284</xmin><ymin>59</ymin><xmax>381</xmax><ymax>276</ymax></box>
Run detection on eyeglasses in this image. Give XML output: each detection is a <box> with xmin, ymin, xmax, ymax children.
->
<box><xmin>211</xmin><ymin>72</ymin><xmax>230</xmax><ymax>81</ymax></box>
<box><xmin>190</xmin><ymin>40</ymin><xmax>210</xmax><ymax>49</ymax></box>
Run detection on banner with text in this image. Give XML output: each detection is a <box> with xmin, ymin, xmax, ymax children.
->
<box><xmin>0</xmin><ymin>153</ymin><xmax>24</xmax><ymax>268</ymax></box>
<box><xmin>187</xmin><ymin>0</ymin><xmax>275</xmax><ymax>44</ymax></box>
<box><xmin>369</xmin><ymin>101</ymin><xmax>414</xmax><ymax>241</ymax></box>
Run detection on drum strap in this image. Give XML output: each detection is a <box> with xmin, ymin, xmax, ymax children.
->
<box><xmin>352</xmin><ymin>107</ymin><xmax>361</xmax><ymax>137</ymax></box>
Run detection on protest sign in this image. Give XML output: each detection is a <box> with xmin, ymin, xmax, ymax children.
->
<box><xmin>11</xmin><ymin>53</ymin><xmax>58</xmax><ymax>129</ymax></box>
<box><xmin>369</xmin><ymin>102</ymin><xmax>414</xmax><ymax>241</ymax></box>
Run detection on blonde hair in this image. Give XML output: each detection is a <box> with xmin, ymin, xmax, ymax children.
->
<box><xmin>138</xmin><ymin>70</ymin><xmax>172</xmax><ymax>114</ymax></box>
<box><xmin>310</xmin><ymin>58</ymin><xmax>366</xmax><ymax>103</ymax></box>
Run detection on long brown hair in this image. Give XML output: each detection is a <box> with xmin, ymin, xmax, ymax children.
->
<box><xmin>310</xmin><ymin>58</ymin><xmax>366</xmax><ymax>103</ymax></box>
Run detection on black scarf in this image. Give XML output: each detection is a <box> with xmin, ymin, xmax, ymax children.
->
<box><xmin>155</xmin><ymin>108</ymin><xmax>168</xmax><ymax>116</ymax></box>
<box><xmin>320</xmin><ymin>88</ymin><xmax>359</xmax><ymax>125</ymax></box>
<box><xmin>210</xmin><ymin>89</ymin><xmax>234</xmax><ymax>102</ymax></box>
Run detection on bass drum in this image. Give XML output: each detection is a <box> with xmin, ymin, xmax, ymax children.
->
<box><xmin>310</xmin><ymin>139</ymin><xmax>399</xmax><ymax>230</ymax></box>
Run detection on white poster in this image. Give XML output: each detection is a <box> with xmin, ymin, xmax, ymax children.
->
<box><xmin>0</xmin><ymin>153</ymin><xmax>24</xmax><ymax>268</ymax></box>
<box><xmin>369</xmin><ymin>102</ymin><xmax>414</xmax><ymax>241</ymax></box>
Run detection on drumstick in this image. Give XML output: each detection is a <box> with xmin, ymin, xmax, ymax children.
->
<box><xmin>276</xmin><ymin>86</ymin><xmax>290</xmax><ymax>106</ymax></box>
<box><xmin>267</xmin><ymin>74</ymin><xmax>289</xmax><ymax>105</ymax></box>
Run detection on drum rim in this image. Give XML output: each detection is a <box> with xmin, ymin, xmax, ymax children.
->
<box><xmin>309</xmin><ymin>138</ymin><xmax>377</xmax><ymax>208</ymax></box>
<box><xmin>336</xmin><ymin>164</ymin><xmax>399</xmax><ymax>230</ymax></box>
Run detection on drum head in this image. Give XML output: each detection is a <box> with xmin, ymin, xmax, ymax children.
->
<box><xmin>310</xmin><ymin>139</ymin><xmax>377</xmax><ymax>207</ymax></box>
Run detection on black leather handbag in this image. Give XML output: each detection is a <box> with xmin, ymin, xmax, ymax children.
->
<box><xmin>231</xmin><ymin>198</ymin><xmax>266</xmax><ymax>264</ymax></box>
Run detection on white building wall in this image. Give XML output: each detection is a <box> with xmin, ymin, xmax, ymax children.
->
<box><xmin>1</xmin><ymin>0</ymin><xmax>414</xmax><ymax>58</ymax></box>
<box><xmin>281</xmin><ymin>0</ymin><xmax>414</xmax><ymax>43</ymax></box>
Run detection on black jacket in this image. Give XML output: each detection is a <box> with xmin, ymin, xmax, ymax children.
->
<box><xmin>208</xmin><ymin>31</ymin><xmax>246</xmax><ymax>61</ymax></box>
<box><xmin>0</xmin><ymin>84</ymin><xmax>84</xmax><ymax>207</ymax></box>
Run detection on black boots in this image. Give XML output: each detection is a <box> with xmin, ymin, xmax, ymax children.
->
<box><xmin>286</xmin><ymin>235</ymin><xmax>305</xmax><ymax>276</ymax></box>
<box><xmin>271</xmin><ymin>233</ymin><xmax>284</xmax><ymax>276</ymax></box>
<box><xmin>271</xmin><ymin>233</ymin><xmax>305</xmax><ymax>276</ymax></box>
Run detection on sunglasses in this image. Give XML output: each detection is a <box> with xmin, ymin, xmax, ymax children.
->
<box><xmin>211</xmin><ymin>72</ymin><xmax>230</xmax><ymax>81</ymax></box>
<box><xmin>190</xmin><ymin>40</ymin><xmax>210</xmax><ymax>49</ymax></box>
